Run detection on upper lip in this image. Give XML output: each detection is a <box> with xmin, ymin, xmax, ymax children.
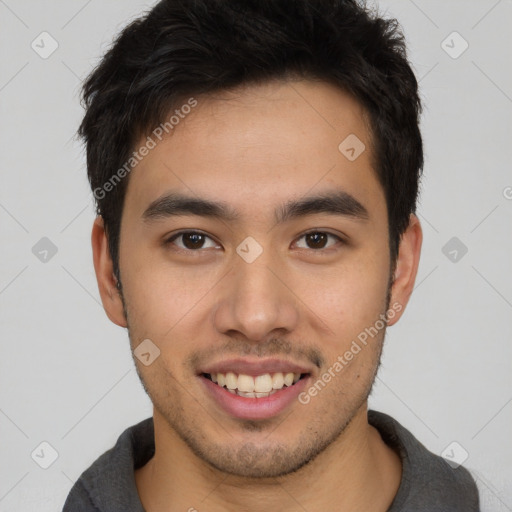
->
<box><xmin>199</xmin><ymin>358</ymin><xmax>314</xmax><ymax>377</ymax></box>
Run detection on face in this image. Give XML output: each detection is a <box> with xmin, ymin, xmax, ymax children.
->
<box><xmin>94</xmin><ymin>79</ymin><xmax>418</xmax><ymax>479</ymax></box>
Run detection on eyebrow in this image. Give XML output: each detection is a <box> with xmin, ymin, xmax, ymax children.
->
<box><xmin>142</xmin><ymin>190</ymin><xmax>369</xmax><ymax>225</ymax></box>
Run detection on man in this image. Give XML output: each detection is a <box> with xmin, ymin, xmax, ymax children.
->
<box><xmin>63</xmin><ymin>0</ymin><xmax>480</xmax><ymax>510</ymax></box>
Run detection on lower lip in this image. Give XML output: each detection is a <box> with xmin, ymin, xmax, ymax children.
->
<box><xmin>199</xmin><ymin>375</ymin><xmax>310</xmax><ymax>420</ymax></box>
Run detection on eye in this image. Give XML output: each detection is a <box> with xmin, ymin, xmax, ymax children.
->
<box><xmin>294</xmin><ymin>231</ymin><xmax>344</xmax><ymax>250</ymax></box>
<box><xmin>165</xmin><ymin>231</ymin><xmax>219</xmax><ymax>251</ymax></box>
<box><xmin>164</xmin><ymin>229</ymin><xmax>344</xmax><ymax>253</ymax></box>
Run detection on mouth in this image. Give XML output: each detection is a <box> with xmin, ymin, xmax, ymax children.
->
<box><xmin>198</xmin><ymin>364</ymin><xmax>312</xmax><ymax>420</ymax></box>
<box><xmin>202</xmin><ymin>371</ymin><xmax>309</xmax><ymax>398</ymax></box>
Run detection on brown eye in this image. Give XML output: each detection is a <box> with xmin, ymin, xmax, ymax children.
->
<box><xmin>166</xmin><ymin>231</ymin><xmax>218</xmax><ymax>251</ymax></box>
<box><xmin>181</xmin><ymin>233</ymin><xmax>205</xmax><ymax>249</ymax></box>
<box><xmin>295</xmin><ymin>231</ymin><xmax>343</xmax><ymax>250</ymax></box>
<box><xmin>306</xmin><ymin>232</ymin><xmax>328</xmax><ymax>249</ymax></box>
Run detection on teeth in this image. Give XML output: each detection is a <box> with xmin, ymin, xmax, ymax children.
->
<box><xmin>208</xmin><ymin>371</ymin><xmax>303</xmax><ymax>396</ymax></box>
<box><xmin>237</xmin><ymin>390</ymin><xmax>274</xmax><ymax>398</ymax></box>
<box><xmin>272</xmin><ymin>373</ymin><xmax>284</xmax><ymax>389</ymax></box>
<box><xmin>254</xmin><ymin>374</ymin><xmax>273</xmax><ymax>393</ymax></box>
<box><xmin>225</xmin><ymin>372</ymin><xmax>238</xmax><ymax>390</ymax></box>
<box><xmin>283</xmin><ymin>372</ymin><xmax>294</xmax><ymax>386</ymax></box>
<box><xmin>237</xmin><ymin>374</ymin><xmax>255</xmax><ymax>392</ymax></box>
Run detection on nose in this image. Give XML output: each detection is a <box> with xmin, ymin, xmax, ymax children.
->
<box><xmin>212</xmin><ymin>246</ymin><xmax>300</xmax><ymax>342</ymax></box>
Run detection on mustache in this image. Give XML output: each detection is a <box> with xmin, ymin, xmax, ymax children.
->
<box><xmin>186</xmin><ymin>337</ymin><xmax>325</xmax><ymax>371</ymax></box>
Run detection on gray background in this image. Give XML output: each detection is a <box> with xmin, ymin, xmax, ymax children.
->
<box><xmin>1</xmin><ymin>0</ymin><xmax>511</xmax><ymax>510</ymax></box>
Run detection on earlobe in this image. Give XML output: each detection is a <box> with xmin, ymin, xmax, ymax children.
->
<box><xmin>387</xmin><ymin>214</ymin><xmax>423</xmax><ymax>326</ymax></box>
<box><xmin>91</xmin><ymin>216</ymin><xmax>128</xmax><ymax>328</ymax></box>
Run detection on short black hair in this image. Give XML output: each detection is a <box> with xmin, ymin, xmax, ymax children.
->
<box><xmin>79</xmin><ymin>0</ymin><xmax>423</xmax><ymax>281</ymax></box>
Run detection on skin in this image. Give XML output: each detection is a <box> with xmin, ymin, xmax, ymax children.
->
<box><xmin>91</xmin><ymin>78</ymin><xmax>422</xmax><ymax>511</ymax></box>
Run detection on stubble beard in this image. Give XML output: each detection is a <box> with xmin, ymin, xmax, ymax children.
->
<box><xmin>119</xmin><ymin>270</ymin><xmax>392</xmax><ymax>479</ymax></box>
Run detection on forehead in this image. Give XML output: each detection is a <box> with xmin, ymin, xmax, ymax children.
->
<box><xmin>124</xmin><ymin>79</ymin><xmax>383</xmax><ymax>220</ymax></box>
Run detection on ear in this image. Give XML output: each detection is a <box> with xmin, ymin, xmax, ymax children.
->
<box><xmin>387</xmin><ymin>214</ymin><xmax>423</xmax><ymax>326</ymax></box>
<box><xmin>91</xmin><ymin>216</ymin><xmax>128</xmax><ymax>328</ymax></box>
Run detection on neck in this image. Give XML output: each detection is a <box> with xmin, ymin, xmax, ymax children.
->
<box><xmin>135</xmin><ymin>403</ymin><xmax>401</xmax><ymax>512</ymax></box>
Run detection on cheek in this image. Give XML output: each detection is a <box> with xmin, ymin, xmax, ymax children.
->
<box><xmin>121</xmin><ymin>252</ymin><xmax>221</xmax><ymax>341</ymax></box>
<box><xmin>303</xmin><ymin>249</ymin><xmax>390</xmax><ymax>342</ymax></box>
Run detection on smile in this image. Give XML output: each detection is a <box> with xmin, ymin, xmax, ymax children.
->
<box><xmin>203</xmin><ymin>371</ymin><xmax>305</xmax><ymax>398</ymax></box>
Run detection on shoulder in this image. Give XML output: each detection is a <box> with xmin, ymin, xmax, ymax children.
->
<box><xmin>62</xmin><ymin>479</ymin><xmax>100</xmax><ymax>511</ymax></box>
<box><xmin>368</xmin><ymin>409</ymin><xmax>480</xmax><ymax>512</ymax></box>
<box><xmin>62</xmin><ymin>417</ymin><xmax>154</xmax><ymax>512</ymax></box>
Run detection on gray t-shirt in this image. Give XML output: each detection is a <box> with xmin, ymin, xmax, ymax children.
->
<box><xmin>62</xmin><ymin>409</ymin><xmax>480</xmax><ymax>511</ymax></box>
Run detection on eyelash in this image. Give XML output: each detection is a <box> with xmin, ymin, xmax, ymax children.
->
<box><xmin>164</xmin><ymin>230</ymin><xmax>345</xmax><ymax>253</ymax></box>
